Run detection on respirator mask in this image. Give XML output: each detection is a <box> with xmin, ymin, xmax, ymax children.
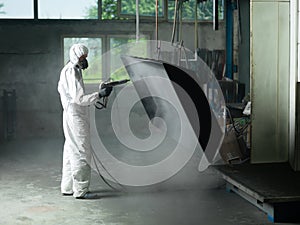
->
<box><xmin>78</xmin><ymin>58</ymin><xmax>89</xmax><ymax>70</ymax></box>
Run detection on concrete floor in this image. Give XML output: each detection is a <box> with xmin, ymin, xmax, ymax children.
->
<box><xmin>0</xmin><ymin>138</ymin><xmax>295</xmax><ymax>225</ymax></box>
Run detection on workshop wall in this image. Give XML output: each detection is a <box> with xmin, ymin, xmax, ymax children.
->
<box><xmin>0</xmin><ymin>20</ymin><xmax>225</xmax><ymax>140</ymax></box>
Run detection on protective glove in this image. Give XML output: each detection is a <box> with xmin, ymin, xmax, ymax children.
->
<box><xmin>99</xmin><ymin>86</ymin><xmax>113</xmax><ymax>98</ymax></box>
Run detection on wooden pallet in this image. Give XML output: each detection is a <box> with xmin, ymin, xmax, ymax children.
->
<box><xmin>213</xmin><ymin>163</ymin><xmax>300</xmax><ymax>223</ymax></box>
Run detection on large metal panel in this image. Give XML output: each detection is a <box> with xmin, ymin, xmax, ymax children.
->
<box><xmin>120</xmin><ymin>55</ymin><xmax>224</xmax><ymax>163</ymax></box>
<box><xmin>277</xmin><ymin>2</ymin><xmax>290</xmax><ymax>160</ymax></box>
<box><xmin>295</xmin><ymin>83</ymin><xmax>300</xmax><ymax>170</ymax></box>
<box><xmin>251</xmin><ymin>1</ymin><xmax>289</xmax><ymax>162</ymax></box>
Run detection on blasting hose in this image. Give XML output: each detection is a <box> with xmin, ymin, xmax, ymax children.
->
<box><xmin>91</xmin><ymin>148</ymin><xmax>126</xmax><ymax>191</ymax></box>
<box><xmin>92</xmin><ymin>78</ymin><xmax>130</xmax><ymax>190</ymax></box>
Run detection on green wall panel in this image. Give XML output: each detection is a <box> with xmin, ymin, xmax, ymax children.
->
<box><xmin>251</xmin><ymin>1</ymin><xmax>289</xmax><ymax>162</ymax></box>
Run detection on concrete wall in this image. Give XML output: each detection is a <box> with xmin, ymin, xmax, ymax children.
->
<box><xmin>0</xmin><ymin>19</ymin><xmax>225</xmax><ymax>140</ymax></box>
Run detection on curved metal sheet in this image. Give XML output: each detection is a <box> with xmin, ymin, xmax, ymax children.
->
<box><xmin>121</xmin><ymin>55</ymin><xmax>212</xmax><ymax>151</ymax></box>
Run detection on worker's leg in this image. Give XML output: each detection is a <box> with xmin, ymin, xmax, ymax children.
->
<box><xmin>67</xmin><ymin>114</ymin><xmax>92</xmax><ymax>198</ymax></box>
<box><xmin>61</xmin><ymin>140</ymin><xmax>73</xmax><ymax>194</ymax></box>
<box><xmin>61</xmin><ymin>111</ymin><xmax>74</xmax><ymax>194</ymax></box>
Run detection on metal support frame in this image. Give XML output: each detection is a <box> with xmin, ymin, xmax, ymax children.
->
<box><xmin>98</xmin><ymin>0</ymin><xmax>102</xmax><ymax>19</ymax></box>
<box><xmin>34</xmin><ymin>0</ymin><xmax>38</xmax><ymax>20</ymax></box>
<box><xmin>213</xmin><ymin>0</ymin><xmax>219</xmax><ymax>30</ymax></box>
<box><xmin>225</xmin><ymin>0</ymin><xmax>234</xmax><ymax>79</ymax></box>
<box><xmin>225</xmin><ymin>177</ymin><xmax>300</xmax><ymax>223</ymax></box>
<box><xmin>290</xmin><ymin>0</ymin><xmax>300</xmax><ymax>170</ymax></box>
<box><xmin>225</xmin><ymin>182</ymin><xmax>275</xmax><ymax>222</ymax></box>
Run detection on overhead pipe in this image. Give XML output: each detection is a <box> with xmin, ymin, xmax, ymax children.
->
<box><xmin>136</xmin><ymin>0</ymin><xmax>139</xmax><ymax>42</ymax></box>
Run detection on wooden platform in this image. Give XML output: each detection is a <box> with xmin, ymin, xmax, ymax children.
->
<box><xmin>212</xmin><ymin>163</ymin><xmax>300</xmax><ymax>223</ymax></box>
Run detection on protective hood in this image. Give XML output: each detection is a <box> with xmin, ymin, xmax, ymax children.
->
<box><xmin>69</xmin><ymin>44</ymin><xmax>89</xmax><ymax>65</ymax></box>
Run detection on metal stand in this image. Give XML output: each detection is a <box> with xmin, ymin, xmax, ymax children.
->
<box><xmin>2</xmin><ymin>90</ymin><xmax>16</xmax><ymax>140</ymax></box>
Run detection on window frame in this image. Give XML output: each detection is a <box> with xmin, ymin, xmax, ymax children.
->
<box><xmin>117</xmin><ymin>0</ymin><xmax>168</xmax><ymax>21</ymax></box>
<box><xmin>62</xmin><ymin>35</ymin><xmax>105</xmax><ymax>83</ymax></box>
<box><xmin>62</xmin><ymin>33</ymin><xmax>150</xmax><ymax>84</ymax></box>
<box><xmin>0</xmin><ymin>0</ymin><xmax>224</xmax><ymax>22</ymax></box>
<box><xmin>117</xmin><ymin>0</ymin><xmax>225</xmax><ymax>22</ymax></box>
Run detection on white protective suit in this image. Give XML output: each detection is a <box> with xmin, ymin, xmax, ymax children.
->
<box><xmin>57</xmin><ymin>44</ymin><xmax>99</xmax><ymax>198</ymax></box>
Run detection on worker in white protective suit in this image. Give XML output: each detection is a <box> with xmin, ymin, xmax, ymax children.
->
<box><xmin>57</xmin><ymin>43</ymin><xmax>112</xmax><ymax>199</ymax></box>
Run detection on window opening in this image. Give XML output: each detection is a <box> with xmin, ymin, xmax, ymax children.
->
<box><xmin>64</xmin><ymin>37</ymin><xmax>102</xmax><ymax>83</ymax></box>
<box><xmin>0</xmin><ymin>0</ymin><xmax>34</xmax><ymax>19</ymax></box>
<box><xmin>38</xmin><ymin>0</ymin><xmax>97</xmax><ymax>19</ymax></box>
